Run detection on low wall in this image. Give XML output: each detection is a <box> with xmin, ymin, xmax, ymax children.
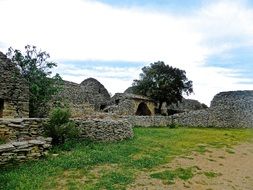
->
<box><xmin>75</xmin><ymin>119</ymin><xmax>133</xmax><ymax>141</ymax></box>
<box><xmin>124</xmin><ymin>107</ymin><xmax>253</xmax><ymax>128</ymax></box>
<box><xmin>0</xmin><ymin>118</ymin><xmax>45</xmax><ymax>141</ymax></box>
<box><xmin>0</xmin><ymin>118</ymin><xmax>134</xmax><ymax>143</ymax></box>
<box><xmin>0</xmin><ymin>118</ymin><xmax>133</xmax><ymax>166</ymax></box>
<box><xmin>124</xmin><ymin>116</ymin><xmax>172</xmax><ymax>127</ymax></box>
<box><xmin>0</xmin><ymin>137</ymin><xmax>52</xmax><ymax>166</ymax></box>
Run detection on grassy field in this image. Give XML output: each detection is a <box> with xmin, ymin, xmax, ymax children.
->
<box><xmin>0</xmin><ymin>127</ymin><xmax>252</xmax><ymax>190</ymax></box>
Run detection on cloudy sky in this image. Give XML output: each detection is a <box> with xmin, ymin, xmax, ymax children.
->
<box><xmin>1</xmin><ymin>0</ymin><xmax>253</xmax><ymax>105</ymax></box>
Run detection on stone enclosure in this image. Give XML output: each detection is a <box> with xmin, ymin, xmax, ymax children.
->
<box><xmin>0</xmin><ymin>118</ymin><xmax>133</xmax><ymax>166</ymax></box>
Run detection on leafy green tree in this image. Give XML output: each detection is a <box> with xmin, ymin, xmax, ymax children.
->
<box><xmin>132</xmin><ymin>61</ymin><xmax>193</xmax><ymax>113</ymax></box>
<box><xmin>7</xmin><ymin>45</ymin><xmax>62</xmax><ymax>117</ymax></box>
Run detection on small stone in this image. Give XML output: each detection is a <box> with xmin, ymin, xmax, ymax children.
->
<box><xmin>0</xmin><ymin>144</ymin><xmax>15</xmax><ymax>152</ymax></box>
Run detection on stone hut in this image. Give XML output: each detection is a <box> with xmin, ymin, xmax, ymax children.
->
<box><xmin>0</xmin><ymin>52</ymin><xmax>29</xmax><ymax>118</ymax></box>
<box><xmin>209</xmin><ymin>90</ymin><xmax>253</xmax><ymax>128</ymax></box>
<box><xmin>172</xmin><ymin>90</ymin><xmax>253</xmax><ymax>128</ymax></box>
<box><xmin>104</xmin><ymin>93</ymin><xmax>156</xmax><ymax>116</ymax></box>
<box><xmin>162</xmin><ymin>98</ymin><xmax>207</xmax><ymax>115</ymax></box>
<box><xmin>55</xmin><ymin>78</ymin><xmax>110</xmax><ymax>117</ymax></box>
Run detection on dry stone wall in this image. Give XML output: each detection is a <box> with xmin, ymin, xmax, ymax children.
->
<box><xmin>0</xmin><ymin>118</ymin><xmax>45</xmax><ymax>141</ymax></box>
<box><xmin>75</xmin><ymin>119</ymin><xmax>133</xmax><ymax>142</ymax></box>
<box><xmin>0</xmin><ymin>137</ymin><xmax>52</xmax><ymax>166</ymax></box>
<box><xmin>0</xmin><ymin>118</ymin><xmax>133</xmax><ymax>166</ymax></box>
<box><xmin>126</xmin><ymin>90</ymin><xmax>253</xmax><ymax>128</ymax></box>
<box><xmin>0</xmin><ymin>52</ymin><xmax>29</xmax><ymax>118</ymax></box>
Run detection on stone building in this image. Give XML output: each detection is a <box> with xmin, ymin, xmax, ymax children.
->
<box><xmin>55</xmin><ymin>78</ymin><xmax>111</xmax><ymax>117</ymax></box>
<box><xmin>0</xmin><ymin>52</ymin><xmax>29</xmax><ymax>118</ymax></box>
<box><xmin>171</xmin><ymin>90</ymin><xmax>253</xmax><ymax>128</ymax></box>
<box><xmin>104</xmin><ymin>93</ymin><xmax>156</xmax><ymax>116</ymax></box>
<box><xmin>161</xmin><ymin>98</ymin><xmax>208</xmax><ymax>115</ymax></box>
<box><xmin>209</xmin><ymin>90</ymin><xmax>253</xmax><ymax>128</ymax></box>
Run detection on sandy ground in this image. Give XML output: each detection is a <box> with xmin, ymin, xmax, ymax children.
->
<box><xmin>127</xmin><ymin>142</ymin><xmax>253</xmax><ymax>190</ymax></box>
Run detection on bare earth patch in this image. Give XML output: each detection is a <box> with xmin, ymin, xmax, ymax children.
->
<box><xmin>128</xmin><ymin>142</ymin><xmax>253</xmax><ymax>190</ymax></box>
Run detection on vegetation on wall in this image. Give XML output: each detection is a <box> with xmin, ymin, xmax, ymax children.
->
<box><xmin>7</xmin><ymin>45</ymin><xmax>63</xmax><ymax>117</ymax></box>
<box><xmin>44</xmin><ymin>107</ymin><xmax>79</xmax><ymax>145</ymax></box>
<box><xmin>131</xmin><ymin>61</ymin><xmax>193</xmax><ymax>113</ymax></box>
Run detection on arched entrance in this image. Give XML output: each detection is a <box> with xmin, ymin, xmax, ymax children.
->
<box><xmin>135</xmin><ymin>102</ymin><xmax>151</xmax><ymax>116</ymax></box>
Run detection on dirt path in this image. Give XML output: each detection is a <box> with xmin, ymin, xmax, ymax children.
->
<box><xmin>128</xmin><ymin>142</ymin><xmax>253</xmax><ymax>190</ymax></box>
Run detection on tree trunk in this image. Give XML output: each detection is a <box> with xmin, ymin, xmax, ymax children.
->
<box><xmin>158</xmin><ymin>102</ymin><xmax>163</xmax><ymax>114</ymax></box>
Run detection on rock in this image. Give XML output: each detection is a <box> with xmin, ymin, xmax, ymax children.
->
<box><xmin>0</xmin><ymin>144</ymin><xmax>15</xmax><ymax>152</ymax></box>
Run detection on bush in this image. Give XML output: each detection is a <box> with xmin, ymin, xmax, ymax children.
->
<box><xmin>44</xmin><ymin>108</ymin><xmax>79</xmax><ymax>145</ymax></box>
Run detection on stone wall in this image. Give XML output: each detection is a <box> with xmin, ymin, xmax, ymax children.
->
<box><xmin>0</xmin><ymin>137</ymin><xmax>52</xmax><ymax>166</ymax></box>
<box><xmin>0</xmin><ymin>118</ymin><xmax>133</xmax><ymax>166</ymax></box>
<box><xmin>125</xmin><ymin>90</ymin><xmax>253</xmax><ymax>128</ymax></box>
<box><xmin>75</xmin><ymin>119</ymin><xmax>133</xmax><ymax>142</ymax></box>
<box><xmin>0</xmin><ymin>52</ymin><xmax>29</xmax><ymax>118</ymax></box>
<box><xmin>0</xmin><ymin>118</ymin><xmax>133</xmax><ymax>143</ymax></box>
<box><xmin>124</xmin><ymin>116</ymin><xmax>172</xmax><ymax>127</ymax></box>
<box><xmin>0</xmin><ymin>118</ymin><xmax>45</xmax><ymax>141</ymax></box>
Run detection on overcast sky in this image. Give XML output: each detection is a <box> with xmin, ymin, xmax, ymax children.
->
<box><xmin>1</xmin><ymin>0</ymin><xmax>253</xmax><ymax>105</ymax></box>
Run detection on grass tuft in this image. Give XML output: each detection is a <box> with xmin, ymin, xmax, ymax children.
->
<box><xmin>150</xmin><ymin>167</ymin><xmax>195</xmax><ymax>184</ymax></box>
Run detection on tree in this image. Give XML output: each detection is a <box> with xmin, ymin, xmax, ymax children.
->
<box><xmin>7</xmin><ymin>45</ymin><xmax>63</xmax><ymax>117</ymax></box>
<box><xmin>131</xmin><ymin>61</ymin><xmax>193</xmax><ymax>114</ymax></box>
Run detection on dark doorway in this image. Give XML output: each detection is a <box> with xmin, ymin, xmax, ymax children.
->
<box><xmin>100</xmin><ymin>104</ymin><xmax>106</xmax><ymax>110</ymax></box>
<box><xmin>135</xmin><ymin>102</ymin><xmax>151</xmax><ymax>116</ymax></box>
<box><xmin>115</xmin><ymin>99</ymin><xmax>120</xmax><ymax>105</ymax></box>
<box><xmin>0</xmin><ymin>99</ymin><xmax>4</xmax><ymax>118</ymax></box>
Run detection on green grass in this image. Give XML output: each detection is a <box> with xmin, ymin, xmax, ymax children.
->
<box><xmin>150</xmin><ymin>167</ymin><xmax>196</xmax><ymax>184</ymax></box>
<box><xmin>204</xmin><ymin>171</ymin><xmax>222</xmax><ymax>178</ymax></box>
<box><xmin>0</xmin><ymin>127</ymin><xmax>252</xmax><ymax>189</ymax></box>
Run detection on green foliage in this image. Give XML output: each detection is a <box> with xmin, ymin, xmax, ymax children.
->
<box><xmin>132</xmin><ymin>61</ymin><xmax>193</xmax><ymax>113</ymax></box>
<box><xmin>204</xmin><ymin>171</ymin><xmax>222</xmax><ymax>178</ymax></box>
<box><xmin>0</xmin><ymin>127</ymin><xmax>252</xmax><ymax>189</ymax></box>
<box><xmin>150</xmin><ymin>167</ymin><xmax>195</xmax><ymax>184</ymax></box>
<box><xmin>0</xmin><ymin>139</ymin><xmax>5</xmax><ymax>145</ymax></box>
<box><xmin>44</xmin><ymin>108</ymin><xmax>79</xmax><ymax>145</ymax></box>
<box><xmin>7</xmin><ymin>45</ymin><xmax>63</xmax><ymax>117</ymax></box>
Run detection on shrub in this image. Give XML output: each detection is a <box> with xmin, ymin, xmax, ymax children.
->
<box><xmin>44</xmin><ymin>107</ymin><xmax>79</xmax><ymax>145</ymax></box>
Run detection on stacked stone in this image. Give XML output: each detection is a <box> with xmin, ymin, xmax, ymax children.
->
<box><xmin>0</xmin><ymin>118</ymin><xmax>45</xmax><ymax>141</ymax></box>
<box><xmin>0</xmin><ymin>137</ymin><xmax>52</xmax><ymax>166</ymax></box>
<box><xmin>0</xmin><ymin>52</ymin><xmax>29</xmax><ymax>118</ymax></box>
<box><xmin>75</xmin><ymin>119</ymin><xmax>134</xmax><ymax>142</ymax></box>
<box><xmin>124</xmin><ymin>116</ymin><xmax>173</xmax><ymax>127</ymax></box>
<box><xmin>54</xmin><ymin>78</ymin><xmax>111</xmax><ymax>117</ymax></box>
<box><xmin>209</xmin><ymin>90</ymin><xmax>253</xmax><ymax>128</ymax></box>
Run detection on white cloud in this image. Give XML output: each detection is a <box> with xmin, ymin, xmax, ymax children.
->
<box><xmin>1</xmin><ymin>0</ymin><xmax>253</xmax><ymax>105</ymax></box>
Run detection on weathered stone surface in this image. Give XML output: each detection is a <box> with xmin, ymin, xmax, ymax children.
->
<box><xmin>126</xmin><ymin>90</ymin><xmax>253</xmax><ymax>128</ymax></box>
<box><xmin>54</xmin><ymin>78</ymin><xmax>110</xmax><ymax>117</ymax></box>
<box><xmin>0</xmin><ymin>51</ymin><xmax>29</xmax><ymax>118</ymax></box>
<box><xmin>0</xmin><ymin>144</ymin><xmax>15</xmax><ymax>152</ymax></box>
<box><xmin>162</xmin><ymin>98</ymin><xmax>208</xmax><ymax>115</ymax></box>
<box><xmin>76</xmin><ymin>119</ymin><xmax>134</xmax><ymax>142</ymax></box>
<box><xmin>105</xmin><ymin>93</ymin><xmax>156</xmax><ymax>116</ymax></box>
<box><xmin>0</xmin><ymin>137</ymin><xmax>52</xmax><ymax>166</ymax></box>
